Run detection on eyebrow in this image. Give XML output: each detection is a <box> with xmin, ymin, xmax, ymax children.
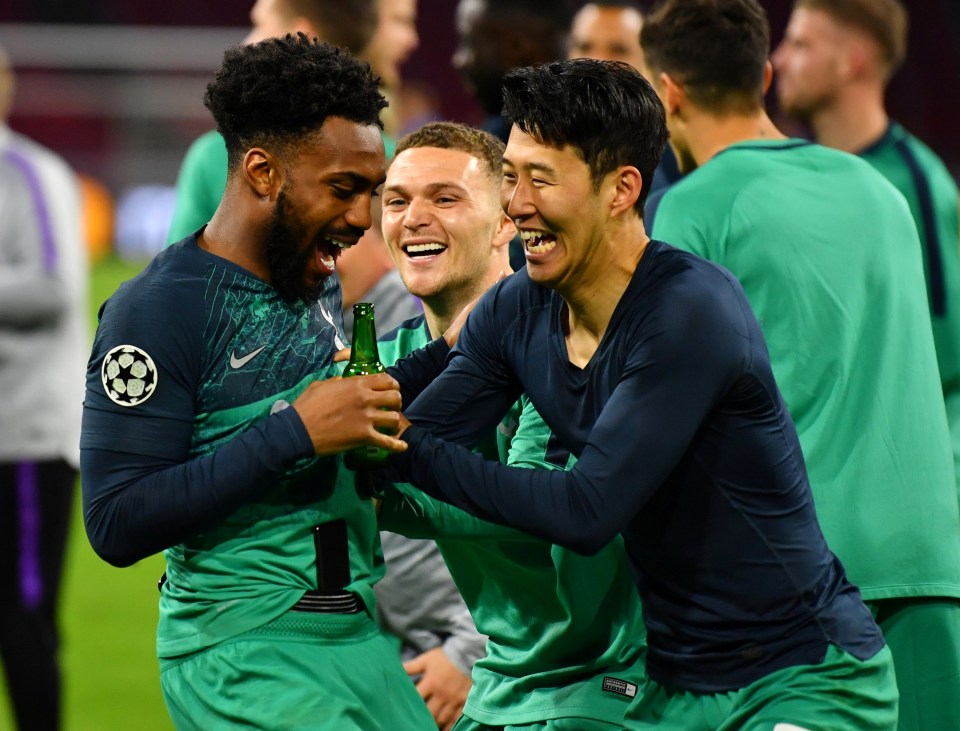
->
<box><xmin>331</xmin><ymin>171</ymin><xmax>386</xmax><ymax>189</ymax></box>
<box><xmin>382</xmin><ymin>181</ymin><xmax>469</xmax><ymax>196</ymax></box>
<box><xmin>501</xmin><ymin>158</ymin><xmax>558</xmax><ymax>177</ymax></box>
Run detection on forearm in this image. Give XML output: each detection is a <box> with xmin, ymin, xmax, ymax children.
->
<box><xmin>378</xmin><ymin>482</ymin><xmax>537</xmax><ymax>541</ymax></box>
<box><xmin>81</xmin><ymin>407</ymin><xmax>313</xmax><ymax>567</ymax></box>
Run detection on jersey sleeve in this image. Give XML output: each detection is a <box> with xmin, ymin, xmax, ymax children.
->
<box><xmin>392</xmin><ymin>271</ymin><xmax>749</xmax><ymax>554</ymax></box>
<box><xmin>80</xmin><ymin>276</ymin><xmax>314</xmax><ymax>567</ymax></box>
<box><xmin>378</xmin><ymin>482</ymin><xmax>539</xmax><ymax>542</ymax></box>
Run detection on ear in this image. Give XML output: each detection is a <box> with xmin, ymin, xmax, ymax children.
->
<box><xmin>659</xmin><ymin>72</ymin><xmax>686</xmax><ymax>117</ymax></box>
<box><xmin>762</xmin><ymin>60</ymin><xmax>774</xmax><ymax>94</ymax></box>
<box><xmin>845</xmin><ymin>41</ymin><xmax>870</xmax><ymax>80</ymax></box>
<box><xmin>608</xmin><ymin>166</ymin><xmax>643</xmax><ymax>218</ymax></box>
<box><xmin>492</xmin><ymin>212</ymin><xmax>517</xmax><ymax>249</ymax></box>
<box><xmin>294</xmin><ymin>18</ymin><xmax>322</xmax><ymax>42</ymax></box>
<box><xmin>241</xmin><ymin>148</ymin><xmax>282</xmax><ymax>201</ymax></box>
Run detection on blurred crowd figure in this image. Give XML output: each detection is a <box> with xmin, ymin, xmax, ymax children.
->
<box><xmin>453</xmin><ymin>0</ymin><xmax>575</xmax><ymax>142</ymax></box>
<box><xmin>0</xmin><ymin>46</ymin><xmax>89</xmax><ymax>731</ymax></box>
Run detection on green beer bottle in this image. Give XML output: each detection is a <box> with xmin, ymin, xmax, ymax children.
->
<box><xmin>343</xmin><ymin>302</ymin><xmax>390</xmax><ymax>469</ymax></box>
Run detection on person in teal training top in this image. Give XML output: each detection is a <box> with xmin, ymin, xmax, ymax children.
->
<box><xmin>376</xmin><ymin>121</ymin><xmax>649</xmax><ymax>730</ymax></box>
<box><xmin>644</xmin><ymin>1</ymin><xmax>960</xmax><ymax>729</ymax></box>
<box><xmin>773</xmin><ymin>0</ymin><xmax>960</xmax><ymax>503</ymax></box>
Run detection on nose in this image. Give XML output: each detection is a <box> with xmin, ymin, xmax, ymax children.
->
<box><xmin>403</xmin><ymin>197</ymin><xmax>431</xmax><ymax>229</ymax></box>
<box><xmin>502</xmin><ymin>178</ymin><xmax>533</xmax><ymax>221</ymax></box>
<box><xmin>771</xmin><ymin>43</ymin><xmax>786</xmax><ymax>70</ymax></box>
<box><xmin>452</xmin><ymin>44</ymin><xmax>471</xmax><ymax>73</ymax></box>
<box><xmin>345</xmin><ymin>194</ymin><xmax>374</xmax><ymax>232</ymax></box>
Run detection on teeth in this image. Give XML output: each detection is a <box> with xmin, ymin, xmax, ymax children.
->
<box><xmin>518</xmin><ymin>229</ymin><xmax>551</xmax><ymax>243</ymax></box>
<box><xmin>527</xmin><ymin>240</ymin><xmax>556</xmax><ymax>254</ymax></box>
<box><xmin>319</xmin><ymin>253</ymin><xmax>335</xmax><ymax>270</ymax></box>
<box><xmin>405</xmin><ymin>243</ymin><xmax>447</xmax><ymax>254</ymax></box>
<box><xmin>327</xmin><ymin>237</ymin><xmax>353</xmax><ymax>249</ymax></box>
<box><xmin>518</xmin><ymin>229</ymin><xmax>556</xmax><ymax>254</ymax></box>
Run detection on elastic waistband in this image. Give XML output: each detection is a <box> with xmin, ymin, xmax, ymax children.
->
<box><xmin>290</xmin><ymin>590</ymin><xmax>362</xmax><ymax>614</ymax></box>
<box><xmin>250</xmin><ymin>607</ymin><xmax>377</xmax><ymax>641</ymax></box>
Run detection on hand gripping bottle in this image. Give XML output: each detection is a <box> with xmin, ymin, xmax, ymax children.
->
<box><xmin>343</xmin><ymin>302</ymin><xmax>390</xmax><ymax>469</ymax></box>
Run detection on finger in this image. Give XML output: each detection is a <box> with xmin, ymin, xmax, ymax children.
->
<box><xmin>368</xmin><ymin>432</ymin><xmax>408</xmax><ymax>454</ymax></box>
<box><xmin>333</xmin><ymin>347</ymin><xmax>352</xmax><ymax>363</ymax></box>
<box><xmin>365</xmin><ymin>372</ymin><xmax>401</xmax><ymax>391</ymax></box>
<box><xmin>367</xmin><ymin>388</ymin><xmax>403</xmax><ymax>412</ymax></box>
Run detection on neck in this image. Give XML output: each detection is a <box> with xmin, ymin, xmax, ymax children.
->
<box><xmin>686</xmin><ymin>108</ymin><xmax>786</xmax><ymax>168</ymax></box>
<box><xmin>561</xmin><ymin>215</ymin><xmax>649</xmax><ymax>343</ymax></box>
<box><xmin>198</xmin><ymin>183</ymin><xmax>270</xmax><ymax>280</ymax></box>
<box><xmin>808</xmin><ymin>86</ymin><xmax>888</xmax><ymax>153</ymax></box>
<box><xmin>422</xmin><ymin>259</ymin><xmax>509</xmax><ymax>340</ymax></box>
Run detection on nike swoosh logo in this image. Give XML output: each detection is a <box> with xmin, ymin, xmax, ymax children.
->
<box><xmin>229</xmin><ymin>345</ymin><xmax>267</xmax><ymax>369</ymax></box>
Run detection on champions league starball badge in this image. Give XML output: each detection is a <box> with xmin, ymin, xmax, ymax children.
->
<box><xmin>101</xmin><ymin>344</ymin><xmax>158</xmax><ymax>407</ymax></box>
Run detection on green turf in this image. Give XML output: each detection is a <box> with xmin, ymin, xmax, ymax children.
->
<box><xmin>0</xmin><ymin>254</ymin><xmax>173</xmax><ymax>730</ymax></box>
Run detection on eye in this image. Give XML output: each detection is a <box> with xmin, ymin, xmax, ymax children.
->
<box><xmin>436</xmin><ymin>196</ymin><xmax>458</xmax><ymax>205</ymax></box>
<box><xmin>502</xmin><ymin>172</ymin><xmax>517</xmax><ymax>185</ymax></box>
<box><xmin>532</xmin><ymin>178</ymin><xmax>547</xmax><ymax>188</ymax></box>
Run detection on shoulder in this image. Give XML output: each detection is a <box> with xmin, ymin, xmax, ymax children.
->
<box><xmin>101</xmin><ymin>240</ymin><xmax>209</xmax><ymax>327</ymax></box>
<box><xmin>378</xmin><ymin>313</ymin><xmax>429</xmax><ymax>364</ymax></box>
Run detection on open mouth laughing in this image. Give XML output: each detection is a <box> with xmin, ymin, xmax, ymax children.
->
<box><xmin>316</xmin><ymin>235</ymin><xmax>358</xmax><ymax>274</ymax></box>
<box><xmin>401</xmin><ymin>240</ymin><xmax>448</xmax><ymax>260</ymax></box>
<box><xmin>519</xmin><ymin>228</ymin><xmax>557</xmax><ymax>255</ymax></box>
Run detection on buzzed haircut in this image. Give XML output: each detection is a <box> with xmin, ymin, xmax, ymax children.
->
<box><xmin>795</xmin><ymin>0</ymin><xmax>908</xmax><ymax>75</ymax></box>
<box><xmin>286</xmin><ymin>0</ymin><xmax>378</xmax><ymax>55</ymax></box>
<box><xmin>641</xmin><ymin>0</ymin><xmax>770</xmax><ymax>114</ymax></box>
<box><xmin>502</xmin><ymin>58</ymin><xmax>667</xmax><ymax>217</ymax></box>
<box><xmin>395</xmin><ymin>122</ymin><xmax>506</xmax><ymax>184</ymax></box>
<box><xmin>204</xmin><ymin>33</ymin><xmax>387</xmax><ymax>171</ymax></box>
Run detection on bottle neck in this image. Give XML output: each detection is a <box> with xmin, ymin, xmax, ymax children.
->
<box><xmin>350</xmin><ymin>310</ymin><xmax>380</xmax><ymax>365</ymax></box>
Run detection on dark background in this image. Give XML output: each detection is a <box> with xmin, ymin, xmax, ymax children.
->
<box><xmin>2</xmin><ymin>0</ymin><xmax>958</xmax><ymax>189</ymax></box>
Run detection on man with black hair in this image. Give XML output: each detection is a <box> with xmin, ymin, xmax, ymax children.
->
<box><xmin>642</xmin><ymin>0</ymin><xmax>960</xmax><ymax>728</ymax></box>
<box><xmin>387</xmin><ymin>57</ymin><xmax>897</xmax><ymax>728</ymax></box>
<box><xmin>167</xmin><ymin>0</ymin><xmax>378</xmax><ymax>244</ymax></box>
<box><xmin>80</xmin><ymin>35</ymin><xmax>435</xmax><ymax>730</ymax></box>
<box><xmin>377</xmin><ymin>120</ymin><xmax>648</xmax><ymax>731</ymax></box>
<box><xmin>453</xmin><ymin>0</ymin><xmax>574</xmax><ymax>143</ymax></box>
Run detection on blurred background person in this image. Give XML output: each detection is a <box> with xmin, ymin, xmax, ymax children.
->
<box><xmin>773</xmin><ymin>0</ymin><xmax>960</xmax><ymax>510</ymax></box>
<box><xmin>567</xmin><ymin>0</ymin><xmax>681</xmax><ymax>194</ymax></box>
<box><xmin>166</xmin><ymin>0</ymin><xmax>379</xmax><ymax>244</ymax></box>
<box><xmin>0</xmin><ymin>45</ymin><xmax>89</xmax><ymax>731</ymax></box>
<box><xmin>453</xmin><ymin>0</ymin><xmax>574</xmax><ymax>142</ymax></box>
<box><xmin>569</xmin><ymin>0</ymin><xmax>645</xmax><ymax>69</ymax></box>
<box><xmin>365</xmin><ymin>0</ymin><xmax>421</xmax><ymax>138</ymax></box>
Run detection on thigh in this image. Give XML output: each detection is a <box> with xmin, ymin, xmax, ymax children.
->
<box><xmin>725</xmin><ymin>645</ymin><xmax>898</xmax><ymax>731</ymax></box>
<box><xmin>875</xmin><ymin>597</ymin><xmax>960</xmax><ymax>731</ymax></box>
<box><xmin>161</xmin><ymin>617</ymin><xmax>436</xmax><ymax>731</ymax></box>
